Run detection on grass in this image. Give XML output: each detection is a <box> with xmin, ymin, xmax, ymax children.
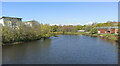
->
<box><xmin>91</xmin><ymin>34</ymin><xmax>98</xmax><ymax>37</ymax></box>
<box><xmin>99</xmin><ymin>34</ymin><xmax>118</xmax><ymax>41</ymax></box>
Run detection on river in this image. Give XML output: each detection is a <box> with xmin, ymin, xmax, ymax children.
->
<box><xmin>2</xmin><ymin>35</ymin><xmax>118</xmax><ymax>64</ymax></box>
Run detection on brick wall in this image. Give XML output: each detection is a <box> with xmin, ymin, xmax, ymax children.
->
<box><xmin>110</xmin><ymin>29</ymin><xmax>115</xmax><ymax>34</ymax></box>
<box><xmin>98</xmin><ymin>29</ymin><xmax>107</xmax><ymax>34</ymax></box>
<box><xmin>98</xmin><ymin>28</ymin><xmax>117</xmax><ymax>34</ymax></box>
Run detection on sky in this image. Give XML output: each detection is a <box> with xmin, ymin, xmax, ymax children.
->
<box><xmin>2</xmin><ymin>2</ymin><xmax>118</xmax><ymax>25</ymax></box>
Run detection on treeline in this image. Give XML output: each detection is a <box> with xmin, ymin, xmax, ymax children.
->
<box><xmin>2</xmin><ymin>21</ymin><xmax>118</xmax><ymax>44</ymax></box>
<box><xmin>51</xmin><ymin>25</ymin><xmax>78</xmax><ymax>33</ymax></box>
<box><xmin>51</xmin><ymin>25</ymin><xmax>97</xmax><ymax>34</ymax></box>
<box><xmin>2</xmin><ymin>24</ymin><xmax>51</xmax><ymax>43</ymax></box>
<box><xmin>51</xmin><ymin>21</ymin><xmax>117</xmax><ymax>34</ymax></box>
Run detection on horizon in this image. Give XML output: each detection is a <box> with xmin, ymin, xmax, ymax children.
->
<box><xmin>2</xmin><ymin>2</ymin><xmax>118</xmax><ymax>25</ymax></box>
<box><xmin>0</xmin><ymin>16</ymin><xmax>118</xmax><ymax>26</ymax></box>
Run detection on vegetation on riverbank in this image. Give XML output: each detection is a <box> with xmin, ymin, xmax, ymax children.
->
<box><xmin>2</xmin><ymin>23</ymin><xmax>51</xmax><ymax>44</ymax></box>
<box><xmin>50</xmin><ymin>22</ymin><xmax>118</xmax><ymax>42</ymax></box>
<box><xmin>2</xmin><ymin>21</ymin><xmax>119</xmax><ymax>45</ymax></box>
<box><xmin>79</xmin><ymin>32</ymin><xmax>118</xmax><ymax>42</ymax></box>
<box><xmin>99</xmin><ymin>34</ymin><xmax>118</xmax><ymax>41</ymax></box>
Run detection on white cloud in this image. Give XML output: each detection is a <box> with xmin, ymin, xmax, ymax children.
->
<box><xmin>49</xmin><ymin>24</ymin><xmax>62</xmax><ymax>26</ymax></box>
<box><xmin>50</xmin><ymin>23</ymin><xmax>84</xmax><ymax>26</ymax></box>
<box><xmin>85</xmin><ymin>21</ymin><xmax>94</xmax><ymax>25</ymax></box>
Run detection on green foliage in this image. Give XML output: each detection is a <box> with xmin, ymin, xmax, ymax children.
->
<box><xmin>100</xmin><ymin>34</ymin><xmax>117</xmax><ymax>41</ymax></box>
<box><xmin>2</xmin><ymin>23</ymin><xmax>51</xmax><ymax>43</ymax></box>
<box><xmin>76</xmin><ymin>25</ymin><xmax>83</xmax><ymax>30</ymax></box>
<box><xmin>90</xmin><ymin>28</ymin><xmax>97</xmax><ymax>34</ymax></box>
<box><xmin>51</xmin><ymin>25</ymin><xmax>58</xmax><ymax>32</ymax></box>
<box><xmin>93</xmin><ymin>22</ymin><xmax>114</xmax><ymax>27</ymax></box>
<box><xmin>56</xmin><ymin>25</ymin><xmax>77</xmax><ymax>33</ymax></box>
<box><xmin>2</xmin><ymin>21</ymin><xmax>118</xmax><ymax>44</ymax></box>
<box><xmin>84</xmin><ymin>26</ymin><xmax>92</xmax><ymax>32</ymax></box>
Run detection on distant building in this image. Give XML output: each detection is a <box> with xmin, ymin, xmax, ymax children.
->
<box><xmin>0</xmin><ymin>16</ymin><xmax>22</xmax><ymax>29</ymax></box>
<box><xmin>97</xmin><ymin>27</ymin><xmax>118</xmax><ymax>34</ymax></box>
<box><xmin>23</xmin><ymin>20</ymin><xmax>39</xmax><ymax>27</ymax></box>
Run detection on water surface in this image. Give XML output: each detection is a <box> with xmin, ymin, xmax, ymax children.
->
<box><xmin>3</xmin><ymin>35</ymin><xmax>118</xmax><ymax>64</ymax></box>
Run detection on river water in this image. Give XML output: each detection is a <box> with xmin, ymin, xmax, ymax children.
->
<box><xmin>2</xmin><ymin>35</ymin><xmax>118</xmax><ymax>64</ymax></box>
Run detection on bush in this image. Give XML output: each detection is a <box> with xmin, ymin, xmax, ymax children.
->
<box><xmin>2</xmin><ymin>23</ymin><xmax>51</xmax><ymax>44</ymax></box>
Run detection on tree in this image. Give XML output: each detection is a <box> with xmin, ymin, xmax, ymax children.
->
<box><xmin>90</xmin><ymin>28</ymin><xmax>98</xmax><ymax>34</ymax></box>
<box><xmin>2</xmin><ymin>20</ymin><xmax>52</xmax><ymax>44</ymax></box>
<box><xmin>76</xmin><ymin>25</ymin><xmax>83</xmax><ymax>30</ymax></box>
<box><xmin>51</xmin><ymin>25</ymin><xmax>58</xmax><ymax>32</ymax></box>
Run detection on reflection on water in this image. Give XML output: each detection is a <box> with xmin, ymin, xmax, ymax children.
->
<box><xmin>3</xmin><ymin>35</ymin><xmax>118</xmax><ymax>64</ymax></box>
<box><xmin>118</xmin><ymin>34</ymin><xmax>120</xmax><ymax>64</ymax></box>
<box><xmin>98</xmin><ymin>38</ymin><xmax>118</xmax><ymax>47</ymax></box>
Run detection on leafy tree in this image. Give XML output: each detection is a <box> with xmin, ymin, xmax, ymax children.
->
<box><xmin>2</xmin><ymin>21</ymin><xmax>52</xmax><ymax>44</ymax></box>
<box><xmin>90</xmin><ymin>28</ymin><xmax>98</xmax><ymax>34</ymax></box>
<box><xmin>51</xmin><ymin>25</ymin><xmax>58</xmax><ymax>32</ymax></box>
<box><xmin>76</xmin><ymin>25</ymin><xmax>83</xmax><ymax>30</ymax></box>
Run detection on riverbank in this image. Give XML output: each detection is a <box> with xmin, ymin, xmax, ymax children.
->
<box><xmin>2</xmin><ymin>34</ymin><xmax>51</xmax><ymax>45</ymax></box>
<box><xmin>2</xmin><ymin>32</ymin><xmax>61</xmax><ymax>45</ymax></box>
<box><xmin>52</xmin><ymin>32</ymin><xmax>118</xmax><ymax>42</ymax></box>
<box><xmin>53</xmin><ymin>32</ymin><xmax>97</xmax><ymax>37</ymax></box>
<box><xmin>3</xmin><ymin>31</ymin><xmax>118</xmax><ymax>45</ymax></box>
<box><xmin>99</xmin><ymin>34</ymin><xmax>118</xmax><ymax>42</ymax></box>
<box><xmin>81</xmin><ymin>32</ymin><xmax>118</xmax><ymax>42</ymax></box>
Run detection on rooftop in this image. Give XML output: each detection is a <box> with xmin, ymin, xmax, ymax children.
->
<box><xmin>95</xmin><ymin>26</ymin><xmax>119</xmax><ymax>29</ymax></box>
<box><xmin>24</xmin><ymin>20</ymin><xmax>39</xmax><ymax>23</ymax></box>
<box><xmin>0</xmin><ymin>16</ymin><xmax>22</xmax><ymax>19</ymax></box>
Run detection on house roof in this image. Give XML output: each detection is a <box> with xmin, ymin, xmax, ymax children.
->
<box><xmin>0</xmin><ymin>16</ymin><xmax>22</xmax><ymax>19</ymax></box>
<box><xmin>95</xmin><ymin>26</ymin><xmax>118</xmax><ymax>29</ymax></box>
<box><xmin>24</xmin><ymin>20</ymin><xmax>39</xmax><ymax>24</ymax></box>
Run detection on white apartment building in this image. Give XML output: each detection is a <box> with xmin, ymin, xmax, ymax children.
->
<box><xmin>23</xmin><ymin>20</ymin><xmax>39</xmax><ymax>27</ymax></box>
<box><xmin>0</xmin><ymin>16</ymin><xmax>22</xmax><ymax>29</ymax></box>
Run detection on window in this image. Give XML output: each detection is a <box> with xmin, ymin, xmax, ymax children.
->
<box><xmin>17</xmin><ymin>19</ymin><xmax>21</xmax><ymax>21</ymax></box>
<box><xmin>8</xmin><ymin>21</ymin><xmax>11</xmax><ymax>26</ymax></box>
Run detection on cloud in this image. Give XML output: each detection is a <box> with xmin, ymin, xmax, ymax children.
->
<box><xmin>85</xmin><ymin>21</ymin><xmax>94</xmax><ymax>25</ymax></box>
<box><xmin>49</xmin><ymin>24</ymin><xmax>60</xmax><ymax>26</ymax></box>
<box><xmin>50</xmin><ymin>23</ymin><xmax>84</xmax><ymax>26</ymax></box>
